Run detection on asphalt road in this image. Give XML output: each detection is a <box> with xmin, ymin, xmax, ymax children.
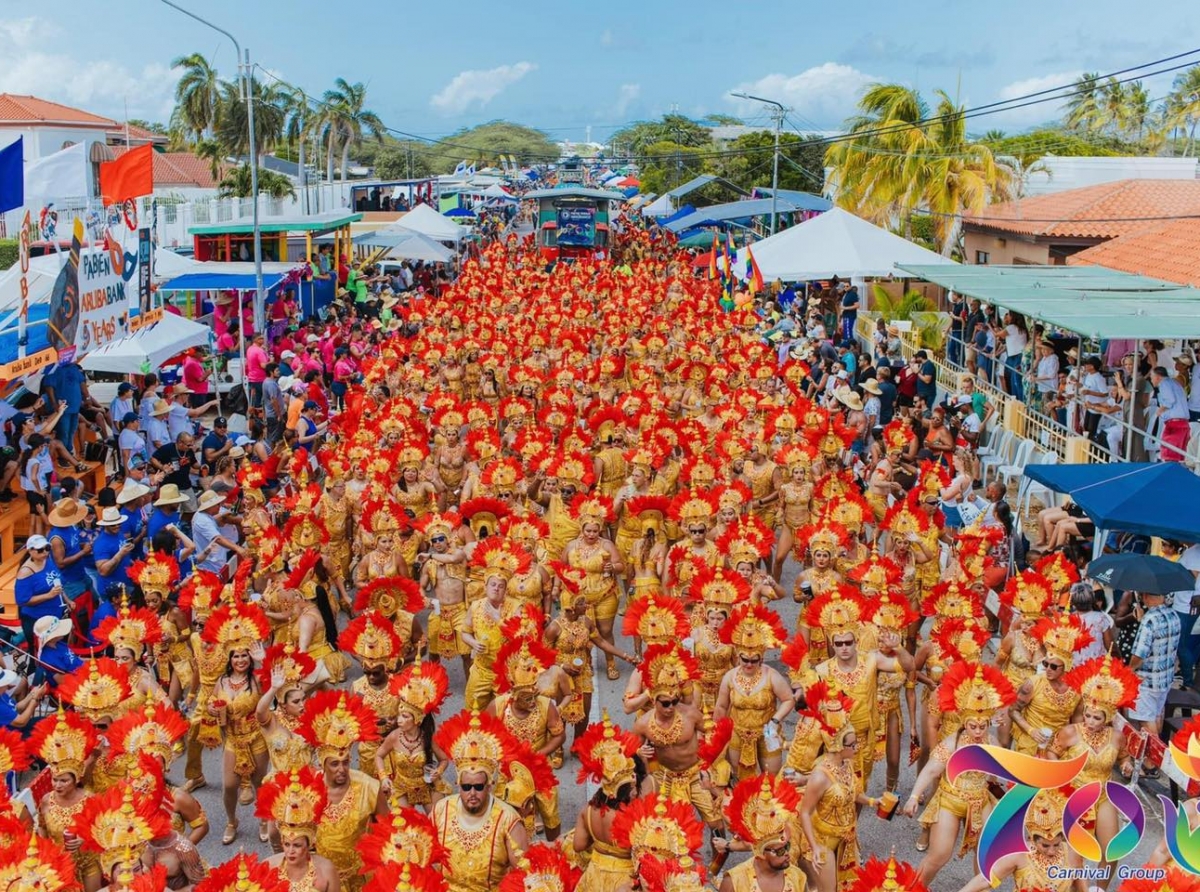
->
<box><xmin>179</xmin><ymin>553</ymin><xmax>1165</xmax><ymax>890</ymax></box>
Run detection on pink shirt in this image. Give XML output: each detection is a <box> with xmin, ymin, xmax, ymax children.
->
<box><xmin>182</xmin><ymin>355</ymin><xmax>209</xmax><ymax>394</ymax></box>
<box><xmin>245</xmin><ymin>343</ymin><xmax>268</xmax><ymax>383</ymax></box>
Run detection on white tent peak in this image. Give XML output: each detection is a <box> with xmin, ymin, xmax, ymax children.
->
<box><xmin>391</xmin><ymin>204</ymin><xmax>466</xmax><ymax>242</ymax></box>
<box><xmin>737</xmin><ymin>206</ymin><xmax>955</xmax><ymax>282</ymax></box>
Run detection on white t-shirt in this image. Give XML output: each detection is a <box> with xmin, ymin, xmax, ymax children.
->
<box><xmin>1076</xmin><ymin>610</ymin><xmax>1113</xmax><ymax>663</ymax></box>
<box><xmin>1005</xmin><ymin>325</ymin><xmax>1028</xmax><ymax>357</ymax></box>
<box><xmin>1035</xmin><ymin>353</ymin><xmax>1060</xmax><ymax>393</ymax></box>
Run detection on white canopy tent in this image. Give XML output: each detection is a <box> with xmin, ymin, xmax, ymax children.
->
<box><xmin>79</xmin><ymin>313</ymin><xmax>212</xmax><ymax>374</ymax></box>
<box><xmin>640</xmin><ymin>194</ymin><xmax>673</xmax><ymax>217</ymax></box>
<box><xmin>735</xmin><ymin>207</ymin><xmax>956</xmax><ymax>281</ymax></box>
<box><xmin>481</xmin><ymin>183</ymin><xmax>515</xmax><ymax>200</ymax></box>
<box><xmin>381</xmin><ymin>231</ymin><xmax>455</xmax><ymax>263</ymax></box>
<box><xmin>392</xmin><ymin>203</ymin><xmax>468</xmax><ymax>242</ymax></box>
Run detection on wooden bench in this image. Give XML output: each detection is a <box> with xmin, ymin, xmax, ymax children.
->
<box><xmin>0</xmin><ymin>549</ymin><xmax>25</xmax><ymax>631</ymax></box>
<box><xmin>0</xmin><ymin>498</ymin><xmax>30</xmax><ymax>562</ymax></box>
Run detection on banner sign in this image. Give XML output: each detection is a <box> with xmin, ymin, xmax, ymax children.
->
<box><xmin>138</xmin><ymin>227</ymin><xmax>152</xmax><ymax>315</ymax></box>
<box><xmin>0</xmin><ymin>347</ymin><xmax>58</xmax><ymax>380</ymax></box>
<box><xmin>129</xmin><ymin>308</ymin><xmax>163</xmax><ymax>333</ymax></box>
<box><xmin>556</xmin><ymin>206</ymin><xmax>595</xmax><ymax>247</ymax></box>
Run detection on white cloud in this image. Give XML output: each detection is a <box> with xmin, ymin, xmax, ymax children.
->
<box><xmin>989</xmin><ymin>71</ymin><xmax>1083</xmax><ymax>129</ymax></box>
<box><xmin>728</xmin><ymin>63</ymin><xmax>878</xmax><ymax>128</ymax></box>
<box><xmin>429</xmin><ymin>62</ymin><xmax>536</xmax><ymax>116</ymax></box>
<box><xmin>0</xmin><ymin>17</ymin><xmax>180</xmax><ymax>122</ymax></box>
<box><xmin>615</xmin><ymin>83</ymin><xmax>641</xmax><ymax>117</ymax></box>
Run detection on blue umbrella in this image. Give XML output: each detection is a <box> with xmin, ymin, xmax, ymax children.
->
<box><xmin>444</xmin><ymin>208</ymin><xmax>476</xmax><ymax>218</ymax></box>
<box><xmin>1086</xmin><ymin>553</ymin><xmax>1196</xmax><ymax>594</ymax></box>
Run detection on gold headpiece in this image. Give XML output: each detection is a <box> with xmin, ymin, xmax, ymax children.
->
<box><xmin>494</xmin><ymin>637</ymin><xmax>556</xmax><ymax>693</ymax></box>
<box><xmin>610</xmin><ymin>794</ymin><xmax>705</xmax><ymax>860</ymax></box>
<box><xmin>1064</xmin><ymin>654</ymin><xmax>1140</xmax><ymax>719</ymax></box>
<box><xmin>433</xmin><ymin>710</ymin><xmax>515</xmax><ymax>781</ymax></box>
<box><xmin>638</xmin><ymin>643</ymin><xmax>700</xmax><ymax>699</ymax></box>
<box><xmin>1030</xmin><ymin>613</ymin><xmax>1094</xmax><ymax>671</ymax></box>
<box><xmin>298</xmin><ymin>691</ymin><xmax>380</xmax><ymax>763</ymax></box>
<box><xmin>720</xmin><ymin>603</ymin><xmax>787</xmax><ymax>655</ymax></box>
<box><xmin>936</xmin><ymin>662</ymin><xmax>1017</xmax><ymax>720</ymax></box>
<box><xmin>255</xmin><ymin>766</ymin><xmax>327</xmax><ymax>842</ymax></box>
<box><xmin>390</xmin><ymin>657</ymin><xmax>450</xmax><ymax>721</ymax></box>
<box><xmin>29</xmin><ymin>709</ymin><xmax>99</xmax><ymax>779</ymax></box>
<box><xmin>726</xmin><ymin>773</ymin><xmax>802</xmax><ymax>856</ymax></box>
<box><xmin>1024</xmin><ymin>788</ymin><xmax>1067</xmax><ymax>839</ymax></box>
<box><xmin>573</xmin><ymin>710</ymin><xmax>640</xmax><ymax>799</ymax></box>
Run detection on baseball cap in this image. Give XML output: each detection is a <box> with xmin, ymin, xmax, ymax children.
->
<box><xmin>281</xmin><ymin>350</ymin><xmax>297</xmax><ymax>360</ymax></box>
<box><xmin>122</xmin><ymin>411</ymin><xmax>138</xmax><ymax>424</ymax></box>
<box><xmin>118</xmin><ymin>382</ymin><xmax>134</xmax><ymax>394</ymax></box>
<box><xmin>303</xmin><ymin>400</ymin><xmax>320</xmax><ymax>411</ymax></box>
<box><xmin>26</xmin><ymin>534</ymin><xmax>50</xmax><ymax>550</ymax></box>
<box><xmin>214</xmin><ymin>416</ymin><xmax>228</xmax><ymax>428</ymax></box>
<box><xmin>128</xmin><ymin>455</ymin><xmax>147</xmax><ymax>469</ymax></box>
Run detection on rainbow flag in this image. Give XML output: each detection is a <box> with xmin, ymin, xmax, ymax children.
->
<box><xmin>708</xmin><ymin>233</ymin><xmax>718</xmax><ymax>280</ymax></box>
<box><xmin>745</xmin><ymin>245</ymin><xmax>765</xmax><ymax>297</ymax></box>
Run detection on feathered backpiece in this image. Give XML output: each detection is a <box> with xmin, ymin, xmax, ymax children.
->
<box><xmin>999</xmin><ymin>570</ymin><xmax>1056</xmax><ymax>619</ymax></box>
<box><xmin>500</xmin><ymin>603</ymin><xmax>546</xmax><ymax>641</ymax></box>
<box><xmin>725</xmin><ymin>772</ymin><xmax>802</xmax><ymax>855</ymax></box>
<box><xmin>720</xmin><ymin>601</ymin><xmax>787</xmax><ymax>654</ymax></box>
<box><xmin>500</xmin><ymin>739</ymin><xmax>558</xmax><ymax>811</ymax></box>
<box><xmin>1065</xmin><ymin>654</ymin><xmax>1140</xmax><ymax>718</ymax></box>
<box><xmin>459</xmin><ymin>496</ymin><xmax>511</xmax><ymax>539</ymax></box>
<box><xmin>256</xmin><ymin>643</ymin><xmax>317</xmax><ymax>693</ymax></box>
<box><xmin>920</xmin><ymin>579</ymin><xmax>984</xmax><ymax>623</ymax></box>
<box><xmin>29</xmin><ymin>709</ymin><xmax>98</xmax><ymax>779</ymax></box>
<box><xmin>0</xmin><ymin>728</ymin><xmax>29</xmax><ymax>775</ymax></box>
<box><xmin>668</xmin><ymin>489</ymin><xmax>718</xmax><ymax>527</ymax></box>
<box><xmin>573</xmin><ymin>710</ymin><xmax>640</xmax><ymax>798</ymax></box>
<box><xmin>363</xmin><ymin>864</ymin><xmax>449</xmax><ymax>892</ymax></box>
<box><xmin>57</xmin><ymin>659</ymin><xmax>132</xmax><ymax>724</ymax></box>
<box><xmin>433</xmin><ymin>709</ymin><xmax>517</xmax><ymax>781</ymax></box>
<box><xmin>339</xmin><ymin>610</ymin><xmax>404</xmax><ymax>668</ymax></box>
<box><xmin>610</xmin><ymin>793</ymin><xmax>704</xmax><ymax>859</ymax></box>
<box><xmin>779</xmin><ymin>635</ymin><xmax>816</xmax><ymax>688</ymax></box>
<box><xmin>192</xmin><ymin>854</ymin><xmax>289</xmax><ymax>892</ymax></box>
<box><xmin>103</xmin><ymin>701</ymin><xmax>189</xmax><ymax>765</ymax></box>
<box><xmin>201</xmin><ymin>598</ymin><xmax>270</xmax><ymax>655</ymax></box>
<box><xmin>1035</xmin><ymin>551</ymin><xmax>1083</xmax><ymax>600</ymax></box>
<box><xmin>359</xmin><ymin>806</ymin><xmax>447</xmax><ymax>872</ymax></box>
<box><xmin>94</xmin><ymin>601</ymin><xmax>163</xmax><ymax>660</ymax></box>
<box><xmin>568</xmin><ymin>493</ymin><xmax>616</xmax><ymax>526</ymax></box>
<box><xmin>255</xmin><ymin>765</ymin><xmax>327</xmax><ymax>842</ymax></box>
<box><xmin>1030</xmin><ymin>613</ymin><xmax>1095</xmax><ymax>670</ymax></box>
<box><xmin>298</xmin><ymin>690</ymin><xmax>380</xmax><ymax>762</ymax></box>
<box><xmin>804</xmin><ymin>585</ymin><xmax>867</xmax><ymax>640</ymax></box>
<box><xmin>390</xmin><ymin>657</ymin><xmax>450</xmax><ymax>720</ymax></box>
<box><xmin>0</xmin><ymin>833</ymin><xmax>79</xmax><ymax>892</ymax></box>
<box><xmin>848</xmin><ymin>856</ymin><xmax>930</xmax><ymax>892</ymax></box>
<box><xmin>868</xmin><ymin>590</ymin><xmax>919</xmax><ymax>633</ymax></box>
<box><xmin>354</xmin><ymin>576</ymin><xmax>426</xmax><ymax>618</ymax></box>
<box><xmin>636</xmin><ymin>856</ymin><xmax>709</xmax><ymax>892</ymax></box>
<box><xmin>178</xmin><ymin>570</ymin><xmax>224</xmax><ymax>619</ymax></box>
<box><xmin>71</xmin><ymin>782</ymin><xmax>171</xmax><ymax>877</ymax></box>
<box><xmin>931</xmin><ymin>617</ymin><xmax>991</xmax><ymax>664</ymax></box>
<box><xmin>621</xmin><ymin>592</ymin><xmax>689</xmax><ymax>644</ymax></box>
<box><xmin>497</xmin><ymin>843</ymin><xmax>581</xmax><ymax>892</ymax></box>
<box><xmin>848</xmin><ymin>547</ymin><xmax>904</xmax><ymax>593</ymax></box>
<box><xmin>716</xmin><ymin>516</ymin><xmax>773</xmax><ymax>567</ymax></box>
<box><xmin>470</xmin><ymin>537</ymin><xmax>534</xmax><ymax>583</ymax></box>
<box><xmin>127</xmin><ymin>553</ymin><xmax>180</xmax><ymax>597</ymax></box>
<box><xmin>625</xmin><ymin>494</ymin><xmax>671</xmax><ymax>535</ymax></box>
<box><xmin>697</xmin><ymin>717</ymin><xmax>733</xmax><ymax>771</ymax></box>
<box><xmin>936</xmin><ymin>661</ymin><xmax>1017</xmax><ymax>719</ymax></box>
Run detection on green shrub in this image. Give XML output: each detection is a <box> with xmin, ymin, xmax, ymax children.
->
<box><xmin>0</xmin><ymin>239</ymin><xmax>17</xmax><ymax>271</ymax></box>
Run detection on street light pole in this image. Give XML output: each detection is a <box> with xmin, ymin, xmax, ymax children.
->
<box><xmin>160</xmin><ymin>0</ymin><xmax>265</xmax><ymax>336</ymax></box>
<box><xmin>730</xmin><ymin>91</ymin><xmax>787</xmax><ymax>236</ymax></box>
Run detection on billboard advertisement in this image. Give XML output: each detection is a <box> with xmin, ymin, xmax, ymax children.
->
<box><xmin>556</xmin><ymin>206</ymin><xmax>595</xmax><ymax>247</ymax></box>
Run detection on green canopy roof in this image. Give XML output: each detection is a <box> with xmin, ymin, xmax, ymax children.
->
<box><xmin>897</xmin><ymin>263</ymin><xmax>1200</xmax><ymax>339</ymax></box>
<box><xmin>188</xmin><ymin>210</ymin><xmax>362</xmax><ymax>236</ymax></box>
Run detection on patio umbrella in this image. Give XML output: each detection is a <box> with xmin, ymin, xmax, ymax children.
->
<box><xmin>1086</xmin><ymin>554</ymin><xmax>1196</xmax><ymax>594</ymax></box>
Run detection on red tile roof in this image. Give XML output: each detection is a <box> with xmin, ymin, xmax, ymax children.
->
<box><xmin>111</xmin><ymin>146</ymin><xmax>225</xmax><ymax>189</ymax></box>
<box><xmin>106</xmin><ymin>123</ymin><xmax>169</xmax><ymax>144</ymax></box>
<box><xmin>1067</xmin><ymin>218</ymin><xmax>1200</xmax><ymax>286</ymax></box>
<box><xmin>0</xmin><ymin>93</ymin><xmax>118</xmax><ymax>128</ymax></box>
<box><xmin>963</xmin><ymin>179</ymin><xmax>1200</xmax><ymax>240</ymax></box>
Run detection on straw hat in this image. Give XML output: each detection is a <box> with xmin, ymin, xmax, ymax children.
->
<box><xmin>169</xmin><ymin>384</ymin><xmax>191</xmax><ymax>397</ymax></box>
<box><xmin>154</xmin><ymin>484</ymin><xmax>189</xmax><ymax>507</ymax></box>
<box><xmin>116</xmin><ymin>482</ymin><xmax>151</xmax><ymax>505</ymax></box>
<box><xmin>214</xmin><ymin>294</ymin><xmax>236</xmax><ymax>306</ymax></box>
<box><xmin>48</xmin><ymin>498</ymin><xmax>88</xmax><ymax>527</ymax></box>
<box><xmin>278</xmin><ymin>376</ymin><xmax>297</xmax><ymax>392</ymax></box>
<box><xmin>150</xmin><ymin>399</ymin><xmax>170</xmax><ymax>416</ymax></box>
<box><xmin>836</xmin><ymin>389</ymin><xmax>864</xmax><ymax>411</ymax></box>
<box><xmin>887</xmin><ymin>325</ymin><xmax>900</xmax><ymax>336</ymax></box>
<box><xmin>196</xmin><ymin>490</ymin><xmax>225</xmax><ymax>512</ymax></box>
<box><xmin>862</xmin><ymin>378</ymin><xmax>883</xmax><ymax>396</ymax></box>
<box><xmin>34</xmin><ymin>615</ymin><xmax>72</xmax><ymax>646</ymax></box>
<box><xmin>97</xmin><ymin>507</ymin><xmax>129</xmax><ymax>527</ymax></box>
<box><xmin>229</xmin><ymin>445</ymin><xmax>246</xmax><ymax>460</ymax></box>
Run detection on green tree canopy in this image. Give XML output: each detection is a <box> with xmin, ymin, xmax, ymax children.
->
<box><xmin>375</xmin><ymin>142</ymin><xmax>436</xmax><ymax>180</ymax></box>
<box><xmin>611</xmin><ymin>114</ymin><xmax>710</xmax><ymax>155</ymax></box>
<box><xmin>218</xmin><ymin>164</ymin><xmax>296</xmax><ymax>199</ymax></box>
<box><xmin>637</xmin><ymin>140</ymin><xmax>711</xmax><ymax>195</ymax></box>
<box><xmin>422</xmin><ymin>121</ymin><xmax>558</xmax><ymax>173</ymax></box>
<box><xmin>714</xmin><ymin>131</ymin><xmax>826</xmax><ymax>193</ymax></box>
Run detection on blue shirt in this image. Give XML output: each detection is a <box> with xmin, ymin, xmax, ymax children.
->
<box><xmin>47</xmin><ymin>525</ymin><xmax>89</xmax><ymax>588</ymax></box>
<box><xmin>1132</xmin><ymin>605</ymin><xmax>1181</xmax><ymax>691</ymax></box>
<box><xmin>917</xmin><ymin>359</ymin><xmax>937</xmax><ymax>405</ymax></box>
<box><xmin>37</xmin><ymin>640</ymin><xmax>82</xmax><ymax>686</ymax></box>
<box><xmin>44</xmin><ymin>363</ymin><xmax>85</xmax><ymax>413</ymax></box>
<box><xmin>148</xmin><ymin>508</ymin><xmax>178</xmax><ymax>542</ymax></box>
<box><xmin>93</xmin><ymin>530</ymin><xmax>133</xmax><ymax>589</ymax></box>
<box><xmin>15</xmin><ymin>558</ymin><xmax>64</xmax><ymax>626</ymax></box>
<box><xmin>201</xmin><ymin>431</ymin><xmax>227</xmax><ymax>460</ymax></box>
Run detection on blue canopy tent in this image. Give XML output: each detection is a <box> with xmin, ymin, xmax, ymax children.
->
<box><xmin>157</xmin><ymin>266</ymin><xmax>321</xmax><ymax>318</ymax></box>
<box><xmin>658</xmin><ymin>204</ymin><xmax>696</xmax><ymax>226</ymax></box>
<box><xmin>1023</xmin><ymin>462</ymin><xmax>1200</xmax><ymax>541</ymax></box>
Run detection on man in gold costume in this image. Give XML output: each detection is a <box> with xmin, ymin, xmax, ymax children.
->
<box><xmin>432</xmin><ymin>710</ymin><xmax>529</xmax><ymax>892</ymax></box>
<box><xmin>298</xmin><ymin>691</ymin><xmax>386</xmax><ymax>892</ymax></box>
<box><xmin>259</xmin><ymin>767</ymin><xmax>342</xmax><ymax>892</ymax></box>
<box><xmin>716</xmin><ymin>773</ymin><xmax>807</xmax><ymax>892</ymax></box>
<box><xmin>1010</xmin><ymin>613</ymin><xmax>1090</xmax><ymax>755</ymax></box>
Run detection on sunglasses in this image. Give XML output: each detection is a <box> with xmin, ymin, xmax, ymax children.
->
<box><xmin>656</xmin><ymin>698</ymin><xmax>679</xmax><ymax>708</ymax></box>
<box><xmin>689</xmin><ymin>528</ymin><xmax>707</xmax><ymax>535</ymax></box>
<box><xmin>764</xmin><ymin>844</ymin><xmax>791</xmax><ymax>857</ymax></box>
<box><xmin>430</xmin><ymin>536</ymin><xmax>447</xmax><ymax>544</ymax></box>
<box><xmin>30</xmin><ymin>546</ymin><xmax>48</xmax><ymax>553</ymax></box>
<box><xmin>1042</xmin><ymin>661</ymin><xmax>1063</xmax><ymax>670</ymax></box>
<box><xmin>740</xmin><ymin>655</ymin><xmax>762</xmax><ymax>664</ymax></box>
<box><xmin>832</xmin><ymin>640</ymin><xmax>855</xmax><ymax>649</ymax></box>
<box><xmin>460</xmin><ymin>782</ymin><xmax>487</xmax><ymax>792</ymax></box>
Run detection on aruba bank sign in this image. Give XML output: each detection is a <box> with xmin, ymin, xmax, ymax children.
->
<box><xmin>947</xmin><ymin>744</ymin><xmax>1200</xmax><ymax>884</ymax></box>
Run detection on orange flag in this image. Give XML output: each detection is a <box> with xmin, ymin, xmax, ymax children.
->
<box><xmin>99</xmin><ymin>144</ymin><xmax>154</xmax><ymax>205</ymax></box>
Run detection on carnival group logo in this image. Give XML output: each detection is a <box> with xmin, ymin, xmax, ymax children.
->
<box><xmin>947</xmin><ymin>744</ymin><xmax>1200</xmax><ymax>882</ymax></box>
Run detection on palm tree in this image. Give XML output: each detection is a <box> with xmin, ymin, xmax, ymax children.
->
<box><xmin>215</xmin><ymin>78</ymin><xmax>287</xmax><ymax>162</ymax></box>
<box><xmin>1121</xmin><ymin>81</ymin><xmax>1152</xmax><ymax>142</ymax></box>
<box><xmin>278</xmin><ymin>85</ymin><xmax>312</xmax><ymax>211</ymax></box>
<box><xmin>321</xmin><ymin>79</ymin><xmax>385</xmax><ymax>182</ymax></box>
<box><xmin>1166</xmin><ymin>64</ymin><xmax>1200</xmax><ymax>156</ymax></box>
<box><xmin>172</xmin><ymin>53</ymin><xmax>221</xmax><ymax>141</ymax></box>
<box><xmin>195</xmin><ymin>139</ymin><xmax>225</xmax><ymax>181</ymax></box>
<box><xmin>218</xmin><ymin>164</ymin><xmax>296</xmax><ymax>199</ymax></box>
<box><xmin>1063</xmin><ymin>72</ymin><xmax>1103</xmax><ymax>133</ymax></box>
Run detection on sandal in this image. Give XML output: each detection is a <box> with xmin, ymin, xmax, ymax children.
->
<box><xmin>238</xmin><ymin>782</ymin><xmax>254</xmax><ymax>805</ymax></box>
<box><xmin>259</xmin><ymin>822</ymin><xmax>270</xmax><ymax>843</ymax></box>
<box><xmin>222</xmin><ymin>821</ymin><xmax>238</xmax><ymax>845</ymax></box>
<box><xmin>606</xmin><ymin>663</ymin><xmax>621</xmax><ymax>681</ymax></box>
<box><xmin>182</xmin><ymin>778</ymin><xmax>207</xmax><ymax>793</ymax></box>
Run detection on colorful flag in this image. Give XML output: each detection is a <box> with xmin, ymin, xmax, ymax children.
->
<box><xmin>0</xmin><ymin>137</ymin><xmax>22</xmax><ymax>213</ymax></box>
<box><xmin>722</xmin><ymin>232</ymin><xmax>735</xmax><ymax>298</ymax></box>
<box><xmin>746</xmin><ymin>245</ymin><xmax>765</xmax><ymax>297</ymax></box>
<box><xmin>707</xmin><ymin>233</ymin><xmax>718</xmax><ymax>280</ymax></box>
<box><xmin>99</xmin><ymin>144</ymin><xmax>154</xmax><ymax>205</ymax></box>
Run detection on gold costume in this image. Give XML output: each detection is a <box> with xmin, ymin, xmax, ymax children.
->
<box><xmin>41</xmin><ymin>793</ymin><xmax>102</xmax><ymax>886</ymax></box>
<box><xmin>352</xmin><ymin>676</ymin><xmax>399</xmax><ymax>777</ymax></box>
<box><xmin>568</xmin><ymin>542</ymin><xmax>619</xmax><ymax>623</ymax></box>
<box><xmin>320</xmin><ymin>494</ymin><xmax>353</xmax><ymax>579</ymax></box>
<box><xmin>223</xmin><ymin>687</ymin><xmax>268</xmax><ymax>779</ymax></box>
<box><xmin>1013</xmin><ymin>853</ymin><xmax>1073</xmax><ymax>892</ymax></box>
<box><xmin>262</xmin><ymin>712</ymin><xmax>313</xmax><ymax>775</ymax></box>
<box><xmin>576</xmin><ymin>812</ymin><xmax>632</xmax><ymax>892</ymax></box>
<box><xmin>507</xmin><ymin>567</ymin><xmax>546</xmax><ymax>606</ymax></box>
<box><xmin>492</xmin><ymin>692</ymin><xmax>562</xmax><ymax>831</ymax></box>
<box><xmin>544</xmin><ymin>494</ymin><xmax>580</xmax><ymax>563</ymax></box>
<box><xmin>1061</xmin><ymin>727</ymin><xmax>1121</xmax><ymax>818</ymax></box>
<box><xmin>817</xmin><ymin>653</ymin><xmax>879</xmax><ymax>784</ymax></box>
<box><xmin>785</xmin><ymin>714</ymin><xmax>827</xmax><ymax>777</ymax></box>
<box><xmin>430</xmin><ymin>600</ymin><xmax>470</xmax><ymax>659</ymax></box>
<box><xmin>728</xmin><ymin>675</ymin><xmax>779</xmax><ymax>777</ymax></box>
<box><xmin>380</xmin><ymin>741</ymin><xmax>447</xmax><ymax>807</ymax></box>
<box><xmin>315</xmin><ymin>769</ymin><xmax>380</xmax><ymax>892</ymax></box>
<box><xmin>918</xmin><ymin>738</ymin><xmax>993</xmax><ymax>856</ymax></box>
<box><xmin>745</xmin><ymin>460</ymin><xmax>779</xmax><ymax>529</ymax></box>
<box><xmin>694</xmin><ymin>627</ymin><xmax>734</xmax><ymax>717</ymax></box>
<box><xmin>1000</xmin><ymin>631</ymin><xmax>1040</xmax><ymax>690</ymax></box>
<box><xmin>778</xmin><ymin>481</ymin><xmax>813</xmax><ymax>532</ymax></box>
<box><xmin>285</xmin><ymin>605</ymin><xmax>352</xmax><ymax>684</ymax></box>
<box><xmin>1012</xmin><ymin>676</ymin><xmax>1080</xmax><ymax>756</ymax></box>
<box><xmin>553</xmin><ymin>616</ymin><xmax>594</xmax><ymax>724</ymax></box>
<box><xmin>595</xmin><ymin>448</ymin><xmax>626</xmax><ymax>499</ymax></box>
<box><xmin>798</xmin><ymin>756</ymin><xmax>860</xmax><ymax>888</ymax></box>
<box><xmin>461</xmin><ymin>599</ymin><xmax>520</xmax><ymax>710</ymax></box>
<box><xmin>434</xmin><ymin>795</ymin><xmax>523</xmax><ymax>892</ymax></box>
<box><xmin>651</xmin><ymin>762</ymin><xmax>722</xmax><ymax>824</ymax></box>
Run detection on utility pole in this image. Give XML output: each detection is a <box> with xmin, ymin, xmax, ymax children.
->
<box><xmin>730</xmin><ymin>91</ymin><xmax>788</xmax><ymax>235</ymax></box>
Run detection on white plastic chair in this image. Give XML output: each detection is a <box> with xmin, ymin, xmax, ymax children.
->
<box><xmin>997</xmin><ymin>438</ymin><xmax>1036</xmax><ymax>492</ymax></box>
<box><xmin>979</xmin><ymin>429</ymin><xmax>1015</xmax><ymax>482</ymax></box>
<box><xmin>1017</xmin><ymin>451</ymin><xmax>1060</xmax><ymax>518</ymax></box>
<box><xmin>974</xmin><ymin>419</ymin><xmax>1001</xmax><ymax>459</ymax></box>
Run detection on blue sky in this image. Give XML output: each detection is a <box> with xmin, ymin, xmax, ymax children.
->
<box><xmin>2</xmin><ymin>0</ymin><xmax>1197</xmax><ymax>143</ymax></box>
